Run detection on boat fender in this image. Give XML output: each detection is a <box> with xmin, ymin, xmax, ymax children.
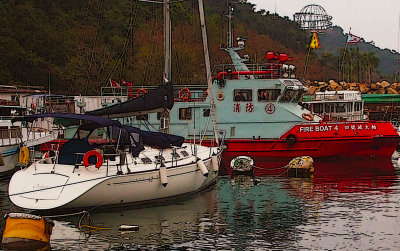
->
<box><xmin>211</xmin><ymin>155</ymin><xmax>219</xmax><ymax>173</ymax></box>
<box><xmin>302</xmin><ymin>113</ymin><xmax>314</xmax><ymax>121</ymax></box>
<box><xmin>197</xmin><ymin>158</ymin><xmax>209</xmax><ymax>177</ymax></box>
<box><xmin>179</xmin><ymin>87</ymin><xmax>191</xmax><ymax>100</ymax></box>
<box><xmin>18</xmin><ymin>146</ymin><xmax>30</xmax><ymax>165</ymax></box>
<box><xmin>136</xmin><ymin>88</ymin><xmax>147</xmax><ymax>97</ymax></box>
<box><xmin>83</xmin><ymin>150</ymin><xmax>103</xmax><ymax>168</ymax></box>
<box><xmin>286</xmin><ymin>134</ymin><xmax>297</xmax><ymax>145</ymax></box>
<box><xmin>159</xmin><ymin>166</ymin><xmax>168</xmax><ymax>187</ymax></box>
<box><xmin>217</xmin><ymin>91</ymin><xmax>224</xmax><ymax>101</ymax></box>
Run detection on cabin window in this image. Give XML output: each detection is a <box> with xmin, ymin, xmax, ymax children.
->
<box><xmin>347</xmin><ymin>103</ymin><xmax>353</xmax><ymax>112</ymax></box>
<box><xmin>179</xmin><ymin>108</ymin><xmax>192</xmax><ymax>120</ymax></box>
<box><xmin>336</xmin><ymin>104</ymin><xmax>346</xmax><ymax>113</ymax></box>
<box><xmin>77</xmin><ymin>130</ymin><xmax>91</xmax><ymax>139</ymax></box>
<box><xmin>88</xmin><ymin>128</ymin><xmax>108</xmax><ymax>141</ymax></box>
<box><xmin>141</xmin><ymin>157</ymin><xmax>152</xmax><ymax>164</ymax></box>
<box><xmin>136</xmin><ymin>114</ymin><xmax>148</xmax><ymax>120</ymax></box>
<box><xmin>233</xmin><ymin>89</ymin><xmax>252</xmax><ymax>102</ymax></box>
<box><xmin>157</xmin><ymin>112</ymin><xmax>161</xmax><ymax>120</ymax></box>
<box><xmin>313</xmin><ymin>104</ymin><xmax>323</xmax><ymax>113</ymax></box>
<box><xmin>257</xmin><ymin>89</ymin><xmax>281</xmax><ymax>101</ymax></box>
<box><xmin>325</xmin><ymin>104</ymin><xmax>334</xmax><ymax>113</ymax></box>
<box><xmin>203</xmin><ymin>108</ymin><xmax>210</xmax><ymax>117</ymax></box>
<box><xmin>279</xmin><ymin>90</ymin><xmax>296</xmax><ymax>102</ymax></box>
<box><xmin>355</xmin><ymin>102</ymin><xmax>361</xmax><ymax>111</ymax></box>
<box><xmin>0</xmin><ymin>127</ymin><xmax>9</xmax><ymax>139</ymax></box>
<box><xmin>180</xmin><ymin>150</ymin><xmax>189</xmax><ymax>157</ymax></box>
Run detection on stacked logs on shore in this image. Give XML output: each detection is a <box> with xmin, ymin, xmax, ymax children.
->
<box><xmin>304</xmin><ymin>80</ymin><xmax>400</xmax><ymax>95</ymax></box>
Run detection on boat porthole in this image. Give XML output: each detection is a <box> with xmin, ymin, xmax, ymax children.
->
<box><xmin>286</xmin><ymin>134</ymin><xmax>297</xmax><ymax>145</ymax></box>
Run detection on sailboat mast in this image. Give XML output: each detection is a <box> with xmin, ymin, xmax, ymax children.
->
<box><xmin>160</xmin><ymin>0</ymin><xmax>171</xmax><ymax>134</ymax></box>
<box><xmin>198</xmin><ymin>0</ymin><xmax>219</xmax><ymax>144</ymax></box>
<box><xmin>164</xmin><ymin>0</ymin><xmax>172</xmax><ymax>82</ymax></box>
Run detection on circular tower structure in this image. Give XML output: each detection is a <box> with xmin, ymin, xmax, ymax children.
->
<box><xmin>294</xmin><ymin>4</ymin><xmax>332</xmax><ymax>31</ymax></box>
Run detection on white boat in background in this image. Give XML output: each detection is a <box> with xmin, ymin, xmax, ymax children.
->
<box><xmin>8</xmin><ymin>113</ymin><xmax>223</xmax><ymax>211</ymax></box>
<box><xmin>302</xmin><ymin>90</ymin><xmax>367</xmax><ymax>121</ymax></box>
<box><xmin>0</xmin><ymin>106</ymin><xmax>58</xmax><ymax>175</ymax></box>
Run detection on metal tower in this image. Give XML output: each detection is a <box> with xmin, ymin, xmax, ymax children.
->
<box><xmin>294</xmin><ymin>4</ymin><xmax>332</xmax><ymax>32</ymax></box>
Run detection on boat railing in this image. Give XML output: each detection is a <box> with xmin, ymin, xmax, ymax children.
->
<box><xmin>314</xmin><ymin>113</ymin><xmax>366</xmax><ymax>122</ymax></box>
<box><xmin>212</xmin><ymin>63</ymin><xmax>296</xmax><ymax>80</ymax></box>
<box><xmin>101</xmin><ymin>85</ymin><xmax>210</xmax><ymax>102</ymax></box>
<box><xmin>44</xmin><ymin>147</ymin><xmax>194</xmax><ymax>176</ymax></box>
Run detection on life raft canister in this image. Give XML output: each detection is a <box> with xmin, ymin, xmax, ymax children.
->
<box><xmin>83</xmin><ymin>150</ymin><xmax>103</xmax><ymax>168</ymax></box>
<box><xmin>136</xmin><ymin>88</ymin><xmax>147</xmax><ymax>97</ymax></box>
<box><xmin>302</xmin><ymin>113</ymin><xmax>314</xmax><ymax>121</ymax></box>
<box><xmin>179</xmin><ymin>88</ymin><xmax>191</xmax><ymax>100</ymax></box>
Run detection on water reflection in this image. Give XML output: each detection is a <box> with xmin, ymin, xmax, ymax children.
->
<box><xmin>51</xmin><ymin>189</ymin><xmax>219</xmax><ymax>250</ymax></box>
<box><xmin>0</xmin><ymin>157</ymin><xmax>399</xmax><ymax>250</ymax></box>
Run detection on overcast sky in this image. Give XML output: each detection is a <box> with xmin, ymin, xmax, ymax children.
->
<box><xmin>248</xmin><ymin>0</ymin><xmax>400</xmax><ymax>52</ymax></box>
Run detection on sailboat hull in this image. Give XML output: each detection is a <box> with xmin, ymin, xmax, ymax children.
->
<box><xmin>66</xmin><ymin>159</ymin><xmax>217</xmax><ymax>209</ymax></box>
<box><xmin>9</xmin><ymin>152</ymin><xmax>220</xmax><ymax>211</ymax></box>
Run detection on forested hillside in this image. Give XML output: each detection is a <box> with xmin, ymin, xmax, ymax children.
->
<box><xmin>0</xmin><ymin>0</ymin><xmax>397</xmax><ymax>95</ymax></box>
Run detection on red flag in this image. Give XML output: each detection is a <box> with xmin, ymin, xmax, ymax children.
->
<box><xmin>110</xmin><ymin>79</ymin><xmax>121</xmax><ymax>89</ymax></box>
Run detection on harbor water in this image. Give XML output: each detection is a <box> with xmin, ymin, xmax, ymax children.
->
<box><xmin>1</xmin><ymin>157</ymin><xmax>400</xmax><ymax>250</ymax></box>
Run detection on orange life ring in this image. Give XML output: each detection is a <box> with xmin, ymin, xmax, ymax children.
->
<box><xmin>217</xmin><ymin>91</ymin><xmax>224</xmax><ymax>101</ymax></box>
<box><xmin>136</xmin><ymin>88</ymin><xmax>147</xmax><ymax>97</ymax></box>
<box><xmin>83</xmin><ymin>150</ymin><xmax>103</xmax><ymax>168</ymax></box>
<box><xmin>203</xmin><ymin>89</ymin><xmax>208</xmax><ymax>98</ymax></box>
<box><xmin>30</xmin><ymin>102</ymin><xmax>35</xmax><ymax>110</ymax></box>
<box><xmin>302</xmin><ymin>113</ymin><xmax>314</xmax><ymax>121</ymax></box>
<box><xmin>179</xmin><ymin>88</ymin><xmax>191</xmax><ymax>100</ymax></box>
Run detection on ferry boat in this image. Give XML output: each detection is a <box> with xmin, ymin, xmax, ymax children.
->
<box><xmin>88</xmin><ymin>6</ymin><xmax>399</xmax><ymax>163</ymax></box>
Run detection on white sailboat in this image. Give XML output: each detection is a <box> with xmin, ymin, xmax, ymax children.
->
<box><xmin>8</xmin><ymin>113</ymin><xmax>222</xmax><ymax>210</ymax></box>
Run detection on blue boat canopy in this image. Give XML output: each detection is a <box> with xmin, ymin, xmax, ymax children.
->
<box><xmin>12</xmin><ymin>113</ymin><xmax>184</xmax><ymax>149</ymax></box>
<box><xmin>86</xmin><ymin>82</ymin><xmax>174</xmax><ymax>118</ymax></box>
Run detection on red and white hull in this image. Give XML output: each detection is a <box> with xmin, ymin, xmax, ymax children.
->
<box><xmin>211</xmin><ymin>121</ymin><xmax>400</xmax><ymax>169</ymax></box>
